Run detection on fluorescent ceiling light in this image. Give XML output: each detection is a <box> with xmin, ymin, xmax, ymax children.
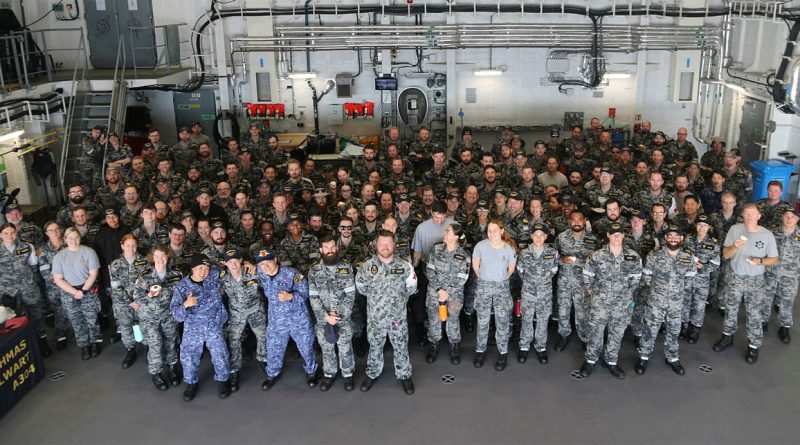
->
<box><xmin>0</xmin><ymin>129</ymin><xmax>24</xmax><ymax>143</ymax></box>
<box><xmin>473</xmin><ymin>69</ymin><xmax>503</xmax><ymax>77</ymax></box>
<box><xmin>288</xmin><ymin>72</ymin><xmax>318</xmax><ymax>79</ymax></box>
<box><xmin>604</xmin><ymin>72</ymin><xmax>631</xmax><ymax>79</ymax></box>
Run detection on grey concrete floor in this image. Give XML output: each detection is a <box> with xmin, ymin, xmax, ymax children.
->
<box><xmin>2</xmin><ymin>306</ymin><xmax>799</xmax><ymax>445</ymax></box>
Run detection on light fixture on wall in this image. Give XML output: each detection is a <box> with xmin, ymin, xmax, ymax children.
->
<box><xmin>473</xmin><ymin>69</ymin><xmax>504</xmax><ymax>77</ymax></box>
<box><xmin>288</xmin><ymin>72</ymin><xmax>318</xmax><ymax>79</ymax></box>
<box><xmin>603</xmin><ymin>72</ymin><xmax>632</xmax><ymax>80</ymax></box>
<box><xmin>0</xmin><ymin>129</ymin><xmax>24</xmax><ymax>143</ymax></box>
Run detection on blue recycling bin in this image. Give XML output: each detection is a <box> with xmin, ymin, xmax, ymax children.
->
<box><xmin>749</xmin><ymin>159</ymin><xmax>796</xmax><ymax>201</ymax></box>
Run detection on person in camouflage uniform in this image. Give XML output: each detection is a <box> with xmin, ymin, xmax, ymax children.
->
<box><xmin>713</xmin><ymin>204</ymin><xmax>779</xmax><ymax>364</ymax></box>
<box><xmin>108</xmin><ymin>234</ymin><xmax>149</xmax><ymax>369</ymax></box>
<box><xmin>0</xmin><ymin>223</ymin><xmax>49</xmax><ymax>354</ymax></box>
<box><xmin>762</xmin><ymin>209</ymin><xmax>800</xmax><ymax>344</ymax></box>
<box><xmin>635</xmin><ymin>225</ymin><xmax>696</xmax><ymax>376</ymax></box>
<box><xmin>625</xmin><ymin>210</ymin><xmax>659</xmax><ymax>341</ymax></box>
<box><xmin>424</xmin><ymin>223</ymin><xmax>470</xmax><ymax>365</ymax></box>
<box><xmin>135</xmin><ymin>245</ymin><xmax>184</xmax><ymax>391</ymax></box>
<box><xmin>554</xmin><ymin>210</ymin><xmax>600</xmax><ymax>351</ymax></box>
<box><xmin>471</xmin><ymin>220</ymin><xmax>518</xmax><ymax>371</ymax></box>
<box><xmin>754</xmin><ymin>181</ymin><xmax>794</xmax><ymax>232</ymax></box>
<box><xmin>221</xmin><ymin>248</ymin><xmax>266</xmax><ymax>392</ymax></box>
<box><xmin>79</xmin><ymin>125</ymin><xmax>106</xmax><ymax>195</ymax></box>
<box><xmin>256</xmin><ymin>248</ymin><xmax>319</xmax><ymax>391</ymax></box>
<box><xmin>356</xmin><ymin>230</ymin><xmax>418</xmax><ymax>395</ymax></box>
<box><xmin>38</xmin><ymin>222</ymin><xmax>70</xmax><ymax>350</ymax></box>
<box><xmin>579</xmin><ymin>223</ymin><xmax>642</xmax><ymax>379</ymax></box>
<box><xmin>93</xmin><ymin>167</ymin><xmax>126</xmax><ymax>211</ymax></box>
<box><xmin>517</xmin><ymin>223</ymin><xmax>559</xmax><ymax>365</ymax></box>
<box><xmin>721</xmin><ymin>150</ymin><xmax>753</xmax><ymax>206</ymax></box>
<box><xmin>278</xmin><ymin>213</ymin><xmax>321</xmax><ymax>275</ymax></box>
<box><xmin>132</xmin><ymin>203</ymin><xmax>170</xmax><ymax>256</ymax></box>
<box><xmin>169</xmin><ymin>127</ymin><xmax>199</xmax><ymax>175</ymax></box>
<box><xmin>308</xmin><ymin>234</ymin><xmax>357</xmax><ymax>392</ymax></box>
<box><xmin>683</xmin><ymin>215</ymin><xmax>720</xmax><ymax>343</ymax></box>
<box><xmin>408</xmin><ymin>126</ymin><xmax>440</xmax><ymax>178</ymax></box>
<box><xmin>170</xmin><ymin>254</ymin><xmax>231</xmax><ymax>401</ymax></box>
<box><xmin>58</xmin><ymin>183</ymin><xmax>104</xmax><ymax>228</ymax></box>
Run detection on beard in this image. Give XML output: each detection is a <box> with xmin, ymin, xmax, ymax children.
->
<box><xmin>322</xmin><ymin>252</ymin><xmax>338</xmax><ymax>265</ymax></box>
<box><xmin>666</xmin><ymin>240</ymin><xmax>681</xmax><ymax>251</ymax></box>
<box><xmin>70</xmin><ymin>196</ymin><xmax>85</xmax><ymax>204</ymax></box>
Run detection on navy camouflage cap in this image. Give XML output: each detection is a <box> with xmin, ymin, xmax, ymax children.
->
<box><xmin>607</xmin><ymin>222</ymin><xmax>625</xmax><ymax>235</ymax></box>
<box><xmin>531</xmin><ymin>222</ymin><xmax>549</xmax><ymax>234</ymax></box>
<box><xmin>223</xmin><ymin>248</ymin><xmax>242</xmax><ymax>261</ymax></box>
<box><xmin>254</xmin><ymin>248</ymin><xmax>277</xmax><ymax>263</ymax></box>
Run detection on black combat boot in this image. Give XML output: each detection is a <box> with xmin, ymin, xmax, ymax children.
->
<box><xmin>779</xmin><ymin>327</ymin><xmax>791</xmax><ymax>344</ymax></box>
<box><xmin>494</xmin><ymin>354</ymin><xmax>508</xmax><ymax>371</ymax></box>
<box><xmin>121</xmin><ymin>348</ymin><xmax>137</xmax><ymax>369</ymax></box>
<box><xmin>89</xmin><ymin>342</ymin><xmax>101</xmax><ymax>358</ymax></box>
<box><xmin>713</xmin><ymin>335</ymin><xmax>733</xmax><ymax>352</ymax></box>
<box><xmin>343</xmin><ymin>376</ymin><xmax>355</xmax><ymax>391</ymax></box>
<box><xmin>38</xmin><ymin>338</ymin><xmax>52</xmax><ymax>358</ymax></box>
<box><xmin>183</xmin><ymin>384</ymin><xmax>198</xmax><ymax>401</ymax></box>
<box><xmin>473</xmin><ymin>351</ymin><xmax>486</xmax><ymax>368</ymax></box>
<box><xmin>229</xmin><ymin>372</ymin><xmax>240</xmax><ymax>392</ymax></box>
<box><xmin>745</xmin><ymin>347</ymin><xmax>759</xmax><ymax>364</ymax></box>
<box><xmin>152</xmin><ymin>373</ymin><xmax>169</xmax><ymax>391</ymax></box>
<box><xmin>450</xmin><ymin>342</ymin><xmax>461</xmax><ymax>365</ymax></box>
<box><xmin>80</xmin><ymin>346</ymin><xmax>91</xmax><ymax>360</ymax></box>
<box><xmin>425</xmin><ymin>342</ymin><xmax>439</xmax><ymax>363</ymax></box>
<box><xmin>218</xmin><ymin>380</ymin><xmax>231</xmax><ymax>399</ymax></box>
<box><xmin>168</xmin><ymin>364</ymin><xmax>181</xmax><ymax>386</ymax></box>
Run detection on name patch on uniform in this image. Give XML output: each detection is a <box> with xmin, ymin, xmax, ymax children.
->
<box><xmin>391</xmin><ymin>268</ymin><xmax>405</xmax><ymax>275</ymax></box>
<box><xmin>659</xmin><ymin>197</ymin><xmax>672</xmax><ymax>204</ymax></box>
<box><xmin>15</xmin><ymin>246</ymin><xmax>31</xmax><ymax>255</ymax></box>
<box><xmin>543</xmin><ymin>254</ymin><xmax>555</xmax><ymax>260</ymax></box>
<box><xmin>454</xmin><ymin>254</ymin><xmax>466</xmax><ymax>260</ymax></box>
<box><xmin>584</xmin><ymin>239</ymin><xmax>597</xmax><ymax>245</ymax></box>
<box><xmin>396</xmin><ymin>242</ymin><xmax>408</xmax><ymax>248</ymax></box>
<box><xmin>245</xmin><ymin>279</ymin><xmax>258</xmax><ymax>286</ymax></box>
<box><xmin>624</xmin><ymin>255</ymin><xmax>637</xmax><ymax>261</ymax></box>
<box><xmin>336</xmin><ymin>268</ymin><xmax>350</xmax><ymax>275</ymax></box>
<box><xmin>678</xmin><ymin>257</ymin><xmax>692</xmax><ymax>264</ymax></box>
<box><xmin>134</xmin><ymin>260</ymin><xmax>148</xmax><ymax>267</ymax></box>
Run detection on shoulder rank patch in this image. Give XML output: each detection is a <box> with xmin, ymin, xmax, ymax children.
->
<box><xmin>245</xmin><ymin>279</ymin><xmax>258</xmax><ymax>286</ymax></box>
<box><xmin>370</xmin><ymin>264</ymin><xmax>378</xmax><ymax>275</ymax></box>
<box><xmin>294</xmin><ymin>274</ymin><xmax>303</xmax><ymax>284</ymax></box>
<box><xmin>219</xmin><ymin>269</ymin><xmax>227</xmax><ymax>278</ymax></box>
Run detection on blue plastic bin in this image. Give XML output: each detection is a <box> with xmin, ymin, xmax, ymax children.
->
<box><xmin>749</xmin><ymin>159</ymin><xmax>796</xmax><ymax>201</ymax></box>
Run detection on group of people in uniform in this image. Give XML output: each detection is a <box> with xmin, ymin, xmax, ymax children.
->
<box><xmin>1</xmin><ymin>117</ymin><xmax>798</xmax><ymax>400</ymax></box>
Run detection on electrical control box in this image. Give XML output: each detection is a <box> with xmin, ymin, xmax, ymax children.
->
<box><xmin>669</xmin><ymin>50</ymin><xmax>702</xmax><ymax>104</ymax></box>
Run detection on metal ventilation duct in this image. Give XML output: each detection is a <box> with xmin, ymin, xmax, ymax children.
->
<box><xmin>785</xmin><ymin>57</ymin><xmax>800</xmax><ymax>113</ymax></box>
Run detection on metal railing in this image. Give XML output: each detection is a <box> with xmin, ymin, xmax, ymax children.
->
<box><xmin>128</xmin><ymin>23</ymin><xmax>192</xmax><ymax>78</ymax></box>
<box><xmin>100</xmin><ymin>38</ymin><xmax>128</xmax><ymax>184</ymax></box>
<box><xmin>57</xmin><ymin>32</ymin><xmax>89</xmax><ymax>200</ymax></box>
<box><xmin>0</xmin><ymin>28</ymin><xmax>88</xmax><ymax>94</ymax></box>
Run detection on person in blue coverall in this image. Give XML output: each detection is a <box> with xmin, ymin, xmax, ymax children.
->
<box><xmin>254</xmin><ymin>248</ymin><xmax>319</xmax><ymax>390</ymax></box>
<box><xmin>170</xmin><ymin>253</ymin><xmax>231</xmax><ymax>401</ymax></box>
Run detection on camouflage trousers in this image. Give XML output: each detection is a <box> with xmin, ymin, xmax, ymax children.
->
<box><xmin>351</xmin><ymin>293</ymin><xmax>367</xmax><ymax>338</ymax></box>
<box><xmin>266</xmin><ymin>317</ymin><xmax>317</xmax><ymax>378</ymax></box>
<box><xmin>761</xmin><ymin>271</ymin><xmax>799</xmax><ymax>328</ymax></box>
<box><xmin>638</xmin><ymin>300</ymin><xmax>682</xmax><ymax>362</ymax></box>
<box><xmin>519</xmin><ymin>284</ymin><xmax>553</xmax><ymax>353</ymax></box>
<box><xmin>585</xmin><ymin>296</ymin><xmax>633</xmax><ymax>365</ymax></box>
<box><xmin>556</xmin><ymin>275</ymin><xmax>589</xmax><ymax>341</ymax></box>
<box><xmin>722</xmin><ymin>273</ymin><xmax>767</xmax><ymax>349</ymax></box>
<box><xmin>110</xmin><ymin>290</ymin><xmax>137</xmax><ymax>349</ymax></box>
<box><xmin>314</xmin><ymin>322</ymin><xmax>354</xmax><ymax>378</ymax></box>
<box><xmin>425</xmin><ymin>293</ymin><xmax>463</xmax><ymax>344</ymax></box>
<box><xmin>14</xmin><ymin>286</ymin><xmax>46</xmax><ymax>339</ymax></box>
<box><xmin>142</xmin><ymin>317</ymin><xmax>178</xmax><ymax>375</ymax></box>
<box><xmin>60</xmin><ymin>290</ymin><xmax>101</xmax><ymax>348</ymax></box>
<box><xmin>714</xmin><ymin>261</ymin><xmax>733</xmax><ymax>309</ymax></box>
<box><xmin>366</xmin><ymin>320</ymin><xmax>412</xmax><ymax>379</ymax></box>
<box><xmin>45</xmin><ymin>281</ymin><xmax>70</xmax><ymax>340</ymax></box>
<box><xmin>685</xmin><ymin>274</ymin><xmax>712</xmax><ymax>328</ymax></box>
<box><xmin>475</xmin><ymin>279</ymin><xmax>512</xmax><ymax>354</ymax></box>
<box><xmin>226</xmin><ymin>309</ymin><xmax>267</xmax><ymax>372</ymax></box>
<box><xmin>180</xmin><ymin>324</ymin><xmax>230</xmax><ymax>384</ymax></box>
<box><xmin>631</xmin><ymin>285</ymin><xmax>648</xmax><ymax>338</ymax></box>
<box><xmin>463</xmin><ymin>274</ymin><xmax>477</xmax><ymax>315</ymax></box>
